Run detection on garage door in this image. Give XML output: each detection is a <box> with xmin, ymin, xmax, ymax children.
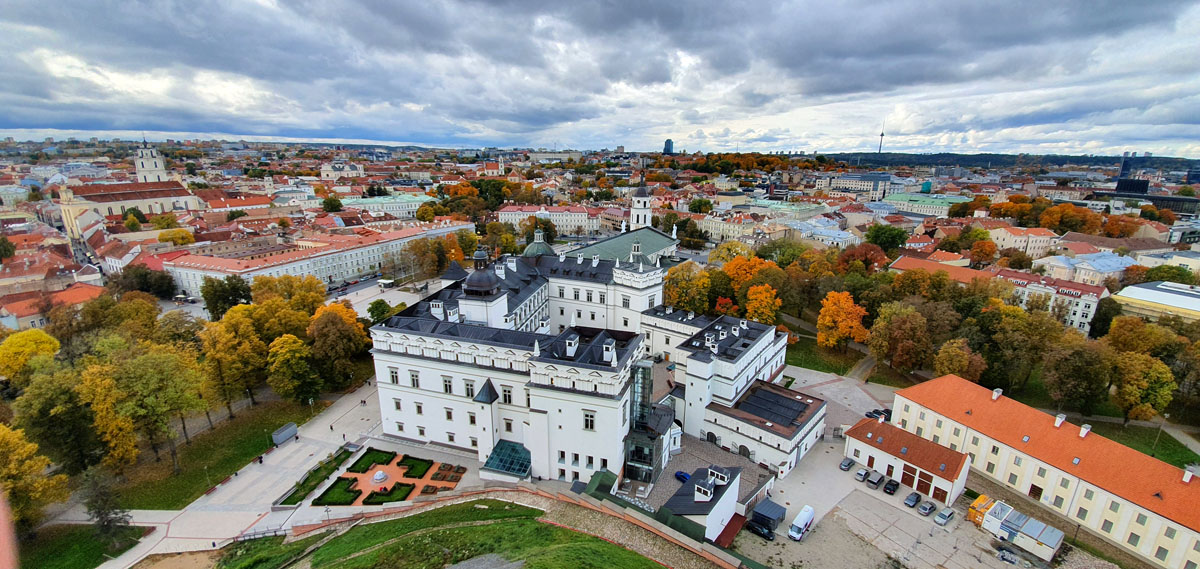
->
<box><xmin>932</xmin><ymin>487</ymin><xmax>948</xmax><ymax>503</ymax></box>
<box><xmin>901</xmin><ymin>465</ymin><xmax>916</xmax><ymax>488</ymax></box>
<box><xmin>917</xmin><ymin>472</ymin><xmax>933</xmax><ymax>495</ymax></box>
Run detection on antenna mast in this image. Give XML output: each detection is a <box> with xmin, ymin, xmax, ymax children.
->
<box><xmin>877</xmin><ymin>120</ymin><xmax>885</xmax><ymax>154</ymax></box>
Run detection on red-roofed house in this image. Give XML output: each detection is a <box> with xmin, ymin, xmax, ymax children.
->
<box><xmin>844</xmin><ymin>417</ymin><xmax>969</xmax><ymax>504</ymax></box>
<box><xmin>0</xmin><ymin>282</ymin><xmax>106</xmax><ymax>330</ymax></box>
<box><xmin>205</xmin><ymin>196</ymin><xmax>273</xmax><ymax>212</ymax></box>
<box><xmin>905</xmin><ymin>234</ymin><xmax>934</xmax><ymax>249</ymax></box>
<box><xmin>926</xmin><ymin>250</ymin><xmax>968</xmax><ymax>266</ymax></box>
<box><xmin>893</xmin><ymin>375</ymin><xmax>1200</xmax><ymax>569</ymax></box>
<box><xmin>988</xmin><ymin>226</ymin><xmax>1057</xmax><ymax>258</ymax></box>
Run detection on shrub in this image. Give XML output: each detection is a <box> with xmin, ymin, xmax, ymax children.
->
<box><xmin>311</xmin><ymin>477</ymin><xmax>361</xmax><ymax>506</ymax></box>
<box><xmin>397</xmin><ymin>455</ymin><xmax>434</xmax><ymax>478</ymax></box>
<box><xmin>346</xmin><ymin>448</ymin><xmax>397</xmax><ymax>474</ymax></box>
<box><xmin>362</xmin><ymin>482</ymin><xmax>414</xmax><ymax>505</ymax></box>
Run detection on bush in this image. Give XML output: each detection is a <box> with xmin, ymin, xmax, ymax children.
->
<box><xmin>281</xmin><ymin>448</ymin><xmax>353</xmax><ymax>505</ymax></box>
<box><xmin>346</xmin><ymin>448</ymin><xmax>397</xmax><ymax>474</ymax></box>
<box><xmin>312</xmin><ymin>477</ymin><xmax>361</xmax><ymax>506</ymax></box>
<box><xmin>397</xmin><ymin>455</ymin><xmax>434</xmax><ymax>478</ymax></box>
<box><xmin>362</xmin><ymin>482</ymin><xmax>414</xmax><ymax>505</ymax></box>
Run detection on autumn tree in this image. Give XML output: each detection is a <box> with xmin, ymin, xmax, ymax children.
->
<box><xmin>714</xmin><ymin>296</ymin><xmax>739</xmax><ymax>316</ymax></box>
<box><xmin>157</xmin><ymin>228</ymin><xmax>195</xmax><ymax>246</ymax></box>
<box><xmin>154</xmin><ymin>310</ymin><xmax>206</xmax><ymax>349</ymax></box>
<box><xmin>708</xmin><ymin>241</ymin><xmax>754</xmax><ymax>264</ymax></box>
<box><xmin>744</xmin><ymin>284</ymin><xmax>782</xmax><ymax>325</ymax></box>
<box><xmin>0</xmin><ymin>423</ymin><xmax>70</xmax><ymax>531</ymax></box>
<box><xmin>0</xmin><ymin>328</ymin><xmax>60</xmax><ymax>389</ymax></box>
<box><xmin>933</xmin><ymin>339</ymin><xmax>987</xmax><ymax>382</ymax></box>
<box><xmin>663</xmin><ymin>261</ymin><xmax>711</xmax><ymax>315</ymax></box>
<box><xmin>969</xmin><ymin>240</ymin><xmax>997</xmax><ymax>267</ymax></box>
<box><xmin>249</xmin><ymin>298</ymin><xmax>310</xmax><ymax>344</ymax></box>
<box><xmin>251</xmin><ymin>274</ymin><xmax>327</xmax><ymax>315</ymax></box>
<box><xmin>868</xmin><ymin>302</ymin><xmax>933</xmax><ymax>373</ymax></box>
<box><xmin>817</xmin><ymin>291</ymin><xmax>868</xmax><ymax>350</ymax></box>
<box><xmin>199</xmin><ymin>319</ymin><xmax>265</xmax><ymax>417</ymax></box>
<box><xmin>77</xmin><ymin>363</ymin><xmax>140</xmax><ymax>472</ymax></box>
<box><xmin>13</xmin><ymin>366</ymin><xmax>103</xmax><ymax>474</ymax></box>
<box><xmin>1042</xmin><ymin>332</ymin><xmax>1113</xmax><ymax>415</ymax></box>
<box><xmin>123</xmin><ymin>214</ymin><xmax>141</xmax><ymax>232</ymax></box>
<box><xmin>267</xmin><ymin>334</ymin><xmax>322</xmax><ymax>404</ymax></box>
<box><xmin>1039</xmin><ymin>203</ymin><xmax>1102</xmax><ymax>234</ymax></box>
<box><xmin>1104</xmin><ymin>316</ymin><xmax>1186</xmax><ymax>359</ymax></box>
<box><xmin>106</xmin><ymin>263</ymin><xmax>176</xmax><ymax>299</ymax></box>
<box><xmin>836</xmin><ymin>243</ymin><xmax>889</xmax><ymax>274</ymax></box>
<box><xmin>113</xmin><ymin>343</ymin><xmax>205</xmax><ymax>472</ymax></box>
<box><xmin>723</xmin><ymin>255</ymin><xmax>777</xmax><ymax>292</ymax></box>
<box><xmin>1113</xmin><ymin>352</ymin><xmax>1176</xmax><ymax>424</ymax></box>
<box><xmin>308</xmin><ymin>302</ymin><xmax>370</xmax><ymax>388</ymax></box>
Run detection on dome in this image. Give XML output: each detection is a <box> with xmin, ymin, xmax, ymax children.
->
<box><xmin>463</xmin><ymin>265</ymin><xmax>501</xmax><ymax>294</ymax></box>
<box><xmin>522</xmin><ymin>229</ymin><xmax>554</xmax><ymax>257</ymax></box>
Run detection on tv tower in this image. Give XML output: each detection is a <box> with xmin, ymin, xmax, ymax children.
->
<box><xmin>877</xmin><ymin>120</ymin><xmax>885</xmax><ymax>154</ymax></box>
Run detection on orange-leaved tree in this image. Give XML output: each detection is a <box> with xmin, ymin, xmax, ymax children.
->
<box><xmin>744</xmin><ymin>284</ymin><xmax>782</xmax><ymax>325</ymax></box>
<box><xmin>816</xmin><ymin>291</ymin><xmax>868</xmax><ymax>350</ymax></box>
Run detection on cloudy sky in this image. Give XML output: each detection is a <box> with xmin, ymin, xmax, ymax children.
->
<box><xmin>2</xmin><ymin>0</ymin><xmax>1199</xmax><ymax>157</ymax></box>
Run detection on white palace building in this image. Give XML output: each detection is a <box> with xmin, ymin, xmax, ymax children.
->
<box><xmin>371</xmin><ymin>222</ymin><xmax>825</xmax><ymax>486</ymax></box>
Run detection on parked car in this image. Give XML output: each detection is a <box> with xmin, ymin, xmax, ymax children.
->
<box><xmin>674</xmin><ymin>471</ymin><xmax>690</xmax><ymax>483</ymax></box>
<box><xmin>866</xmin><ymin>471</ymin><xmax>885</xmax><ymax>489</ymax></box>
<box><xmin>865</xmin><ymin>410</ymin><xmax>881</xmax><ymax>418</ymax></box>
<box><xmin>918</xmin><ymin>501</ymin><xmax>937</xmax><ymax>516</ymax></box>
<box><xmin>349</xmin><ymin>279</ymin><xmax>360</xmax><ymax>285</ymax></box>
<box><xmin>883</xmin><ymin>479</ymin><xmax>900</xmax><ymax>494</ymax></box>
<box><xmin>904</xmin><ymin>492</ymin><xmax>921</xmax><ymax>507</ymax></box>
<box><xmin>839</xmin><ymin>458</ymin><xmax>856</xmax><ymax>471</ymax></box>
<box><xmin>745</xmin><ymin>520</ymin><xmax>775</xmax><ymax>541</ymax></box>
<box><xmin>934</xmin><ymin>507</ymin><xmax>956</xmax><ymax>526</ymax></box>
<box><xmin>854</xmin><ymin>468</ymin><xmax>869</xmax><ymax>482</ymax></box>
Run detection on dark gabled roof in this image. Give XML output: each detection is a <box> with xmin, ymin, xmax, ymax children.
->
<box><xmin>663</xmin><ymin>467</ymin><xmax>742</xmax><ymax>516</ymax></box>
<box><xmin>441</xmin><ymin>260</ymin><xmax>468</xmax><ymax>281</ymax></box>
<box><xmin>473</xmin><ymin>379</ymin><xmax>499</xmax><ymax>404</ymax></box>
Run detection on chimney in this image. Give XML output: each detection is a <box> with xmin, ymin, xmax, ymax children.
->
<box><xmin>1185</xmin><ymin>468</ymin><xmax>1194</xmax><ymax>483</ymax></box>
<box><xmin>576</xmin><ymin>254</ymin><xmax>584</xmax><ymax>265</ymax></box>
<box><xmin>592</xmin><ymin>254</ymin><xmax>599</xmax><ymax>267</ymax></box>
<box><xmin>559</xmin><ymin>252</ymin><xmax>566</xmax><ymax>262</ymax></box>
<box><xmin>1054</xmin><ymin>414</ymin><xmax>1066</xmax><ymax>428</ymax></box>
<box><xmin>1079</xmin><ymin>424</ymin><xmax>1091</xmax><ymax>439</ymax></box>
<box><xmin>991</xmin><ymin>388</ymin><xmax>1003</xmax><ymax>401</ymax></box>
<box><xmin>719</xmin><ymin>330</ymin><xmax>727</xmax><ymax>340</ymax></box>
<box><xmin>731</xmin><ymin>326</ymin><xmax>739</xmax><ymax>337</ymax></box>
<box><xmin>740</xmin><ymin>319</ymin><xmax>748</xmax><ymax>329</ymax></box>
<box><xmin>431</xmin><ymin>300</ymin><xmax>444</xmax><ymax>321</ymax></box>
<box><xmin>705</xmin><ymin>333</ymin><xmax>715</xmax><ymax>346</ymax></box>
<box><xmin>602</xmin><ymin>338</ymin><xmax>615</xmax><ymax>364</ymax></box>
<box><xmin>666</xmin><ymin>306</ymin><xmax>674</xmax><ymax>314</ymax></box>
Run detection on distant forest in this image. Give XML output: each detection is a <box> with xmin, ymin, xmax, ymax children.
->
<box><xmin>825</xmin><ymin>152</ymin><xmax>1195</xmax><ymax>171</ymax></box>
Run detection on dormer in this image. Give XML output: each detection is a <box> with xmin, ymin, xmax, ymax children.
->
<box><xmin>576</xmin><ymin>254</ymin><xmax>584</xmax><ymax>265</ymax></box>
<box><xmin>431</xmin><ymin>300</ymin><xmax>444</xmax><ymax>320</ymax></box>
<box><xmin>602</xmin><ymin>338</ymin><xmax>616</xmax><ymax>365</ymax></box>
<box><xmin>708</xmin><ymin>466</ymin><xmax>730</xmax><ymax>486</ymax></box>
<box><xmin>565</xmin><ymin>334</ymin><xmax>579</xmax><ymax>358</ymax></box>
<box><xmin>592</xmin><ymin>254</ymin><xmax>599</xmax><ymax>267</ymax></box>
<box><xmin>495</xmin><ymin>261</ymin><xmax>506</xmax><ymax>279</ymax></box>
<box><xmin>693</xmin><ymin>477</ymin><xmax>714</xmax><ymax>503</ymax></box>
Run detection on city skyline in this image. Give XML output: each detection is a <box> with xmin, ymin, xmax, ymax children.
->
<box><xmin>1</xmin><ymin>1</ymin><xmax>1199</xmax><ymax>157</ymax></box>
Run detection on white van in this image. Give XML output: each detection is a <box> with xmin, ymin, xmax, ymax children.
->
<box><xmin>787</xmin><ymin>505</ymin><xmax>815</xmax><ymax>541</ymax></box>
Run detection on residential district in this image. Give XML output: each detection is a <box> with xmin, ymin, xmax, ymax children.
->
<box><xmin>2</xmin><ymin>139</ymin><xmax>1200</xmax><ymax>569</ymax></box>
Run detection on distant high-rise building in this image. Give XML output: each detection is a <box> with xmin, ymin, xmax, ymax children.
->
<box><xmin>616</xmin><ymin>145</ymin><xmax>625</xmax><ymax>153</ymax></box>
<box><xmin>663</xmin><ymin>139</ymin><xmax>673</xmax><ymax>155</ymax></box>
<box><xmin>1186</xmin><ymin>162</ymin><xmax>1200</xmax><ymax>185</ymax></box>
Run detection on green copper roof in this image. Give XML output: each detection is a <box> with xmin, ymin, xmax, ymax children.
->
<box><xmin>568</xmin><ymin>227</ymin><xmax>676</xmax><ymax>262</ymax></box>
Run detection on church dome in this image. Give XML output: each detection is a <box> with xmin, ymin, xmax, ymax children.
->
<box><xmin>522</xmin><ymin>229</ymin><xmax>555</xmax><ymax>257</ymax></box>
<box><xmin>463</xmin><ymin>247</ymin><xmax>501</xmax><ymax>294</ymax></box>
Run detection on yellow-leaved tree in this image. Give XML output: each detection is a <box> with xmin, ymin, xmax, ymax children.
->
<box><xmin>0</xmin><ymin>328</ymin><xmax>60</xmax><ymax>389</ymax></box>
<box><xmin>816</xmin><ymin>291</ymin><xmax>868</xmax><ymax>350</ymax></box>
<box><xmin>0</xmin><ymin>423</ymin><xmax>70</xmax><ymax>531</ymax></box>
<box><xmin>663</xmin><ymin>261</ymin><xmax>710</xmax><ymax>315</ymax></box>
<box><xmin>744</xmin><ymin>284</ymin><xmax>782</xmax><ymax>325</ymax></box>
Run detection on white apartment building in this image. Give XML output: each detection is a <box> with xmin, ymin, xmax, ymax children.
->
<box><xmin>162</xmin><ymin>221</ymin><xmax>473</xmax><ymax>296</ymax></box>
<box><xmin>817</xmin><ymin>173</ymin><xmax>899</xmax><ymax>202</ymax></box>
<box><xmin>991</xmin><ymin>269</ymin><xmax>1109</xmax><ymax>333</ymax></box>
<box><xmin>1033</xmin><ymin>252</ymin><xmax>1139</xmax><ymax>286</ymax></box>
<box><xmin>341</xmin><ymin>194</ymin><xmax>435</xmax><ymax>219</ymax></box>
<box><xmin>320</xmin><ymin>162</ymin><xmax>366</xmax><ymax>180</ymax></box>
<box><xmin>496</xmin><ymin>204</ymin><xmax>600</xmax><ymax>235</ymax></box>
<box><xmin>893</xmin><ymin>375</ymin><xmax>1200</xmax><ymax>569</ymax></box>
<box><xmin>883</xmin><ymin>193</ymin><xmax>972</xmax><ymax>217</ymax></box>
<box><xmin>989</xmin><ymin>227</ymin><xmax>1058</xmax><ymax>258</ymax></box>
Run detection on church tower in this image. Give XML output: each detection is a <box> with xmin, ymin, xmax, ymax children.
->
<box><xmin>630</xmin><ymin>186</ymin><xmax>652</xmax><ymax>230</ymax></box>
<box><xmin>135</xmin><ymin>142</ymin><xmax>168</xmax><ymax>183</ymax></box>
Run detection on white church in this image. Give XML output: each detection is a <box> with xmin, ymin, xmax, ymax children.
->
<box><xmin>371</xmin><ymin>193</ymin><xmax>826</xmax><ymax>486</ymax></box>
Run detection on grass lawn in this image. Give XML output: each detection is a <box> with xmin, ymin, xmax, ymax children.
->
<box><xmin>784</xmin><ymin>337</ymin><xmax>862</xmax><ymax>375</ymax></box>
<box><xmin>310</xmin><ymin>499</ymin><xmax>541</xmax><ymax>567</ymax></box>
<box><xmin>1003</xmin><ymin>369</ymin><xmax>1123</xmax><ymax>419</ymax></box>
<box><xmin>362</xmin><ymin>482</ymin><xmax>414</xmax><ymax>505</ymax></box>
<box><xmin>345</xmin><ymin>448</ymin><xmax>396</xmax><ymax>473</ymax></box>
<box><xmin>396</xmin><ymin>455</ymin><xmax>434</xmax><ymax>478</ymax></box>
<box><xmin>312</xmin><ymin>477</ymin><xmax>362</xmax><ymax>506</ymax></box>
<box><xmin>217</xmin><ymin>534</ymin><xmax>323</xmax><ymax>569</ymax></box>
<box><xmin>865</xmin><ymin>364</ymin><xmax>917</xmax><ymax>388</ymax></box>
<box><xmin>326</xmin><ymin>518</ymin><xmax>662</xmax><ymax>569</ymax></box>
<box><xmin>281</xmin><ymin>448</ymin><xmax>354</xmax><ymax>506</ymax></box>
<box><xmin>19</xmin><ymin>524</ymin><xmax>145</xmax><ymax>569</ymax></box>
<box><xmin>117</xmin><ymin>400</ymin><xmax>327</xmax><ymax>510</ymax></box>
<box><xmin>1084</xmin><ymin>422</ymin><xmax>1200</xmax><ymax>469</ymax></box>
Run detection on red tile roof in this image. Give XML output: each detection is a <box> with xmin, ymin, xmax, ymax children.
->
<box><xmin>926</xmin><ymin>250</ymin><xmax>965</xmax><ymax>263</ymax></box>
<box><xmin>1</xmin><ymin>283</ymin><xmax>105</xmax><ymax>318</ymax></box>
<box><xmin>72</xmin><ymin>181</ymin><xmax>189</xmax><ymax>203</ymax></box>
<box><xmin>889</xmin><ymin>256</ymin><xmax>988</xmax><ymax>284</ymax></box>
<box><xmin>896</xmin><ymin>375</ymin><xmax>1200</xmax><ymax>532</ymax></box>
<box><xmin>846</xmin><ymin>418</ymin><xmax>968</xmax><ymax>482</ymax></box>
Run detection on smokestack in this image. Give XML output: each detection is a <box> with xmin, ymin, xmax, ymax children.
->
<box><xmin>991</xmin><ymin>388</ymin><xmax>1003</xmax><ymax>401</ymax></box>
<box><xmin>1080</xmin><ymin>424</ymin><xmax>1091</xmax><ymax>439</ymax></box>
<box><xmin>1055</xmin><ymin>414</ymin><xmax>1066</xmax><ymax>428</ymax></box>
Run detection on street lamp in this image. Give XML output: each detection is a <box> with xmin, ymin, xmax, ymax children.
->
<box><xmin>1151</xmin><ymin>413</ymin><xmax>1170</xmax><ymax>457</ymax></box>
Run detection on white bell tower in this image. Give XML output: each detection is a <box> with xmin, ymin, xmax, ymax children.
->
<box><xmin>630</xmin><ymin>187</ymin><xmax>652</xmax><ymax>230</ymax></box>
<box><xmin>135</xmin><ymin>141</ymin><xmax>168</xmax><ymax>183</ymax></box>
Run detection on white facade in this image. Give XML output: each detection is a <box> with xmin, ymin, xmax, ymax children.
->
<box><xmin>496</xmin><ymin>205</ymin><xmax>599</xmax><ymax>235</ymax></box>
<box><xmin>843</xmin><ymin>418</ymin><xmax>970</xmax><ymax>505</ymax></box>
<box><xmin>135</xmin><ymin>145</ymin><xmax>168</xmax><ymax>183</ymax></box>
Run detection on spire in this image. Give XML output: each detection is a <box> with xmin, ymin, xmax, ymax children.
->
<box><xmin>533</xmin><ymin>340</ymin><xmax>540</xmax><ymax>357</ymax></box>
<box><xmin>570</xmin><ymin>313</ymin><xmax>577</xmax><ymax>327</ymax></box>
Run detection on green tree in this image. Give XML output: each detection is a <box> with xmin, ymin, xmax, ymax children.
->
<box><xmin>200</xmin><ymin>275</ymin><xmax>252</xmax><ymax>320</ymax></box>
<box><xmin>123</xmin><ymin>207</ymin><xmax>149</xmax><ymax>223</ymax></box>
<box><xmin>688</xmin><ymin>198</ymin><xmax>713</xmax><ymax>213</ymax></box>
<box><xmin>267</xmin><ymin>334</ymin><xmax>322</xmax><ymax>404</ymax></box>
<box><xmin>114</xmin><ymin>344</ymin><xmax>205</xmax><ymax>472</ymax></box>
<box><xmin>1179</xmin><ymin>185</ymin><xmax>1195</xmax><ymax>197</ymax></box>
<box><xmin>107</xmin><ymin>264</ymin><xmax>177</xmax><ymax>299</ymax></box>
<box><xmin>0</xmin><ymin>424</ymin><xmax>70</xmax><ymax>531</ymax></box>
<box><xmin>368</xmin><ymin>299</ymin><xmax>395</xmax><ymax>323</ymax></box>
<box><xmin>308</xmin><ymin>303</ymin><xmax>369</xmax><ymax>389</ymax></box>
<box><xmin>1089</xmin><ymin>297</ymin><xmax>1123</xmax><ymax>338</ymax></box>
<box><xmin>868</xmin><ymin>302</ymin><xmax>933</xmax><ymax>373</ymax></box>
<box><xmin>755</xmin><ymin>239</ymin><xmax>808</xmax><ymax>267</ymax></box>
<box><xmin>80</xmin><ymin>466</ymin><xmax>132</xmax><ymax>548</ymax></box>
<box><xmin>198</xmin><ymin>318</ymin><xmax>265</xmax><ymax>417</ymax></box>
<box><xmin>322</xmin><ymin>196</ymin><xmax>343</xmax><ymax>212</ymax></box>
<box><xmin>149</xmin><ymin>214</ymin><xmax>180</xmax><ymax>229</ymax></box>
<box><xmin>1042</xmin><ymin>333</ymin><xmax>1113</xmax><ymax>415</ymax></box>
<box><xmin>123</xmin><ymin>214</ymin><xmax>142</xmax><ymax>232</ymax></box>
<box><xmin>864</xmin><ymin>224</ymin><xmax>909</xmax><ymax>252</ymax></box>
<box><xmin>226</xmin><ymin>210</ymin><xmax>249</xmax><ymax>222</ymax></box>
<box><xmin>0</xmin><ymin>235</ymin><xmax>15</xmax><ymax>262</ymax></box>
<box><xmin>1144</xmin><ymin>264</ymin><xmax>1195</xmax><ymax>285</ymax></box>
<box><xmin>414</xmin><ymin>204</ymin><xmax>434</xmax><ymax>221</ymax></box>
<box><xmin>519</xmin><ymin>216</ymin><xmax>558</xmax><ymax>244</ymax></box>
<box><xmin>154</xmin><ymin>310</ymin><xmax>206</xmax><ymax>349</ymax></box>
